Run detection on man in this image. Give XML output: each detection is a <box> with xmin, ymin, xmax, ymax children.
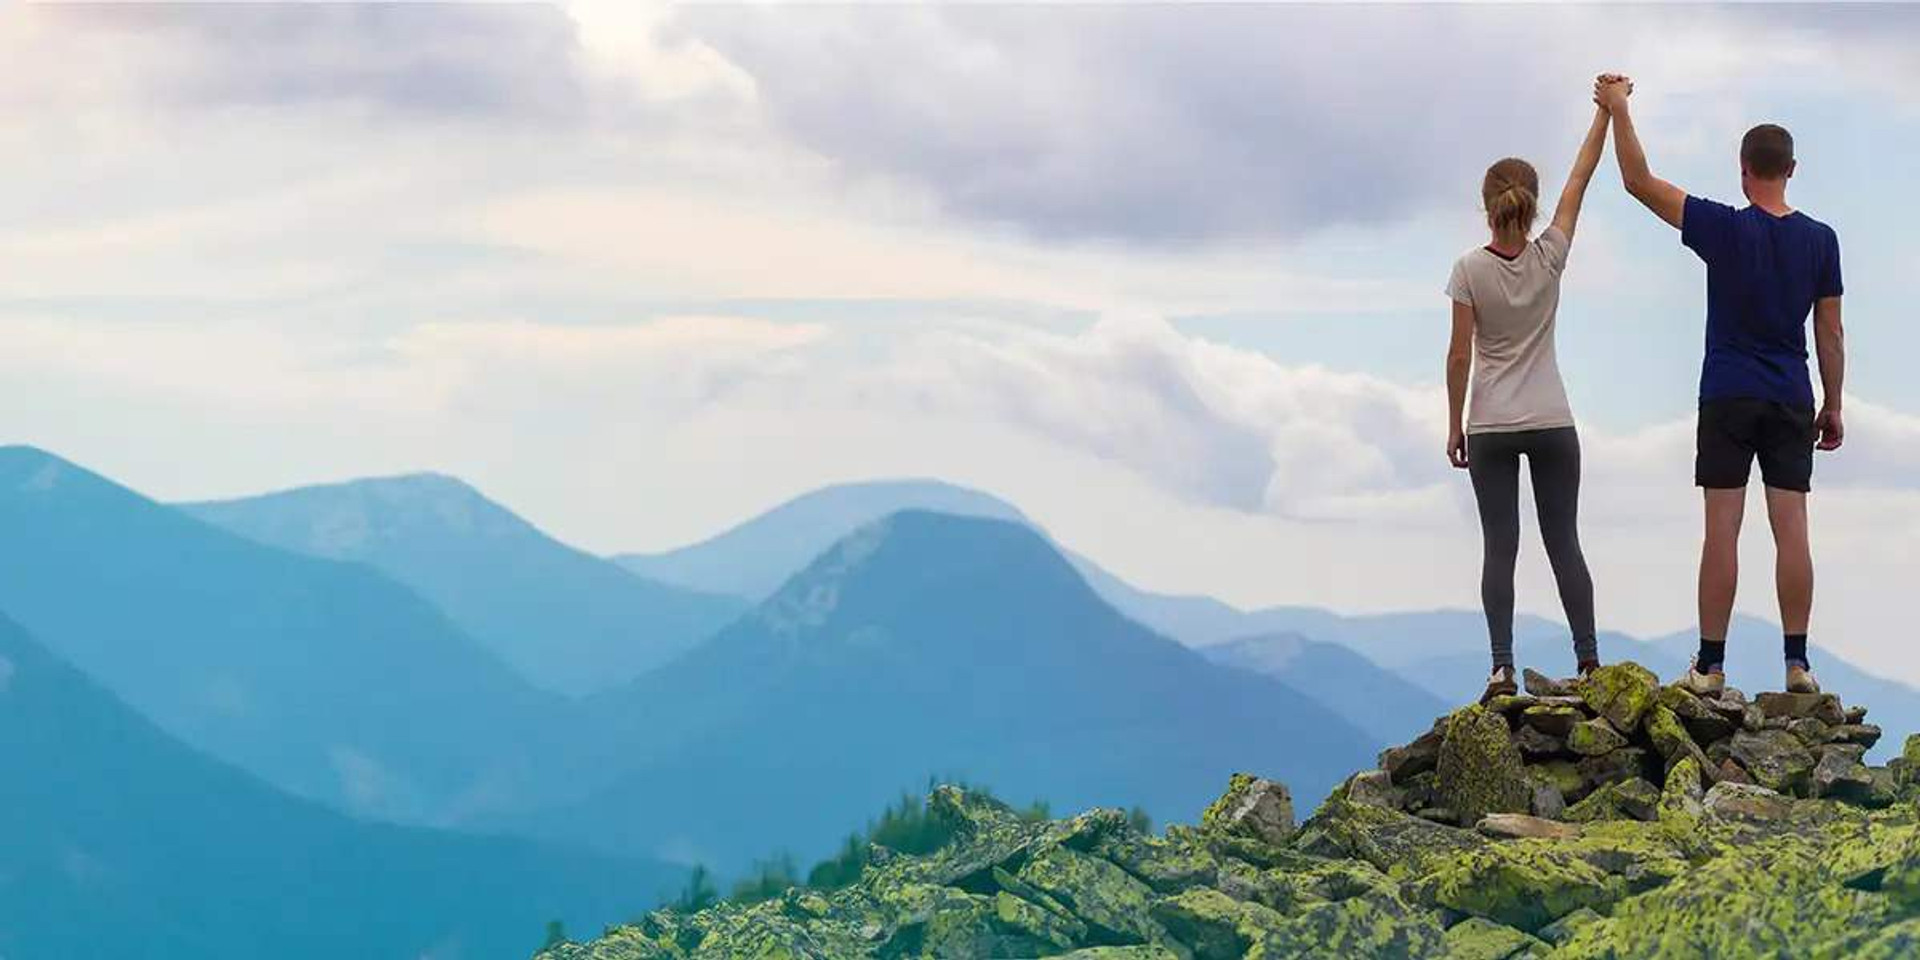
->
<box><xmin>1595</xmin><ymin>75</ymin><xmax>1845</xmax><ymax>696</ymax></box>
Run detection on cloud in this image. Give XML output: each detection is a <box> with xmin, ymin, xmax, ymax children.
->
<box><xmin>669</xmin><ymin>5</ymin><xmax>1920</xmax><ymax>246</ymax></box>
<box><xmin>31</xmin><ymin>3</ymin><xmax>589</xmax><ymax>121</ymax></box>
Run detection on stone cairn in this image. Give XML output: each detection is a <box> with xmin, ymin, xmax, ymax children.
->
<box><xmin>1350</xmin><ymin>661</ymin><xmax>1904</xmax><ymax>834</ymax></box>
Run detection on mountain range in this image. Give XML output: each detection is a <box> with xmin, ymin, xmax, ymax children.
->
<box><xmin>10</xmin><ymin>444</ymin><xmax>1918</xmax><ymax>951</ymax></box>
<box><xmin>0</xmin><ymin>446</ymin><xmax>568</xmax><ymax>825</ymax></box>
<box><xmin>0</xmin><ymin>611</ymin><xmax>677</xmax><ymax>960</ymax></box>
<box><xmin>528</xmin><ymin>510</ymin><xmax>1378</xmax><ymax>873</ymax></box>
<box><xmin>183</xmin><ymin>474</ymin><xmax>747</xmax><ymax>696</ymax></box>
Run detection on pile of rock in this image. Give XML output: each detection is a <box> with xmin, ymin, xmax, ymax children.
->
<box><xmin>543</xmin><ymin>658</ymin><xmax>1920</xmax><ymax>959</ymax></box>
<box><xmin>1351</xmin><ymin>661</ymin><xmax>1900</xmax><ymax>830</ymax></box>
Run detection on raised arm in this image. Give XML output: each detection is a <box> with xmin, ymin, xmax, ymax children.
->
<box><xmin>1550</xmin><ymin>105</ymin><xmax>1611</xmax><ymax>241</ymax></box>
<box><xmin>1814</xmin><ymin>296</ymin><xmax>1845</xmax><ymax>450</ymax></box>
<box><xmin>1597</xmin><ymin>78</ymin><xmax>1686</xmax><ymax>229</ymax></box>
<box><xmin>1446</xmin><ymin>301</ymin><xmax>1474</xmax><ymax>468</ymax></box>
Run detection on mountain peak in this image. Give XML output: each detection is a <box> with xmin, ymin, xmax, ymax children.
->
<box><xmin>614</xmin><ymin>479</ymin><xmax>1030</xmax><ymax>600</ymax></box>
<box><xmin>753</xmin><ymin>509</ymin><xmax>1082</xmax><ymax>639</ymax></box>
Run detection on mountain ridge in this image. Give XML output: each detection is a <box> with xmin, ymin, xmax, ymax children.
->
<box><xmin>0</xmin><ymin>610</ymin><xmax>680</xmax><ymax>960</ymax></box>
<box><xmin>521</xmin><ymin>509</ymin><xmax>1381</xmax><ymax>875</ymax></box>
<box><xmin>182</xmin><ymin>473</ymin><xmax>748</xmax><ymax>696</ymax></box>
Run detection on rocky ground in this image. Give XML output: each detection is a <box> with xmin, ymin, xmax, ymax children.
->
<box><xmin>539</xmin><ymin>661</ymin><xmax>1920</xmax><ymax>959</ymax></box>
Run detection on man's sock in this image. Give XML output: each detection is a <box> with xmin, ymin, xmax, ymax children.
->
<box><xmin>1785</xmin><ymin>634</ymin><xmax>1810</xmax><ymax>670</ymax></box>
<box><xmin>1696</xmin><ymin>638</ymin><xmax>1727</xmax><ymax>673</ymax></box>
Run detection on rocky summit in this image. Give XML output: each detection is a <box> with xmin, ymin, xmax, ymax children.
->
<box><xmin>540</xmin><ymin>661</ymin><xmax>1920</xmax><ymax>959</ymax></box>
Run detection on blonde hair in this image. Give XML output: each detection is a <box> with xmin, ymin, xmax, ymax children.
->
<box><xmin>1482</xmin><ymin>157</ymin><xmax>1539</xmax><ymax>239</ymax></box>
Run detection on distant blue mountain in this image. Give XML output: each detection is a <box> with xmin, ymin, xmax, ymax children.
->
<box><xmin>527</xmin><ymin>511</ymin><xmax>1379</xmax><ymax>874</ymax></box>
<box><xmin>605</xmin><ymin>477</ymin><xmax>1920</xmax><ymax>761</ymax></box>
<box><xmin>0</xmin><ymin>446</ymin><xmax>568</xmax><ymax>824</ymax></box>
<box><xmin>0</xmin><ymin>612</ymin><xmax>680</xmax><ymax>960</ymax></box>
<box><xmin>182</xmin><ymin>475</ymin><xmax>748</xmax><ymax>696</ymax></box>
<box><xmin>1203</xmin><ymin>632</ymin><xmax>1450</xmax><ymax>745</ymax></box>
<box><xmin>613</xmin><ymin>479</ymin><xmax>1028</xmax><ymax>600</ymax></box>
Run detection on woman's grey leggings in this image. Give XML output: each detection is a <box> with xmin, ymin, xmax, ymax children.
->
<box><xmin>1467</xmin><ymin>426</ymin><xmax>1598</xmax><ymax>669</ymax></box>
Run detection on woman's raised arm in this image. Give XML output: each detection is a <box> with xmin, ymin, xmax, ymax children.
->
<box><xmin>1551</xmin><ymin>104</ymin><xmax>1612</xmax><ymax>241</ymax></box>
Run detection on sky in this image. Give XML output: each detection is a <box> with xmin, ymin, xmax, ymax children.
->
<box><xmin>4</xmin><ymin>3</ymin><xmax>1920</xmax><ymax>677</ymax></box>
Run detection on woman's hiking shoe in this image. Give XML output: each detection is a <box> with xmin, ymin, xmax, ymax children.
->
<box><xmin>1786</xmin><ymin>663</ymin><xmax>1821</xmax><ymax>694</ymax></box>
<box><xmin>1480</xmin><ymin>666</ymin><xmax>1518</xmax><ymax>703</ymax></box>
<box><xmin>1676</xmin><ymin>658</ymin><xmax>1725</xmax><ymax>696</ymax></box>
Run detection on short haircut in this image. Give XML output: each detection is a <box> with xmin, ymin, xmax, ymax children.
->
<box><xmin>1741</xmin><ymin>124</ymin><xmax>1794</xmax><ymax>179</ymax></box>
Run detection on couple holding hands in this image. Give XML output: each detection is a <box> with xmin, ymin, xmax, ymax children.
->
<box><xmin>1446</xmin><ymin>74</ymin><xmax>1845</xmax><ymax>702</ymax></box>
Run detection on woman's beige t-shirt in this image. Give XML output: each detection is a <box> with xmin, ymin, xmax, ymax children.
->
<box><xmin>1446</xmin><ymin>226</ymin><xmax>1575</xmax><ymax>435</ymax></box>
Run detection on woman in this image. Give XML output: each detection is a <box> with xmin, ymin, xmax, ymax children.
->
<box><xmin>1445</xmin><ymin>96</ymin><xmax>1614</xmax><ymax>702</ymax></box>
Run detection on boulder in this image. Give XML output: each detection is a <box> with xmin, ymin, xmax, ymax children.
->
<box><xmin>1715</xmin><ymin>758</ymin><xmax>1753</xmax><ymax>786</ymax></box>
<box><xmin>1528</xmin><ymin>776</ymin><xmax>1567</xmax><ymax>820</ymax></box>
<box><xmin>1519</xmin><ymin>704</ymin><xmax>1583</xmax><ymax>737</ymax></box>
<box><xmin>1443</xmin><ymin>916</ymin><xmax>1547</xmax><ymax>960</ymax></box>
<box><xmin>1812</xmin><ymin>750</ymin><xmax>1876</xmax><ymax>802</ymax></box>
<box><xmin>1524</xmin><ymin>668</ymin><xmax>1576</xmax><ymax>698</ymax></box>
<box><xmin>1420</xmin><ymin>844</ymin><xmax>1625</xmax><ymax>933</ymax></box>
<box><xmin>1576</xmin><ymin>747</ymin><xmax>1654</xmax><ymax>796</ymax></box>
<box><xmin>1345</xmin><ymin>769</ymin><xmax>1403</xmax><ymax>810</ymax></box>
<box><xmin>1485</xmin><ymin>694</ymin><xmax>1537</xmax><ymax>716</ymax></box>
<box><xmin>1576</xmin><ymin>663</ymin><xmax>1660</xmax><ymax>731</ymax></box>
<box><xmin>1511</xmin><ymin>724</ymin><xmax>1568</xmax><ymax>759</ymax></box>
<box><xmin>1201</xmin><ymin>773</ymin><xmax>1294</xmax><ymax>847</ymax></box>
<box><xmin>1476</xmin><ymin>813</ymin><xmax>1580</xmax><ymax>841</ymax></box>
<box><xmin>1567</xmin><ymin>718</ymin><xmax>1628</xmax><ymax>757</ymax></box>
<box><xmin>1785</xmin><ymin>717</ymin><xmax>1831</xmax><ymax>746</ymax></box>
<box><xmin>1727</xmin><ymin>729</ymin><xmax>1816</xmax><ymax>795</ymax></box>
<box><xmin>1435</xmin><ymin>706</ymin><xmax>1531</xmax><ymax>826</ymax></box>
<box><xmin>1755</xmin><ymin>691</ymin><xmax>1847</xmax><ymax>726</ymax></box>
<box><xmin>1564</xmin><ymin>778</ymin><xmax>1660</xmax><ymax>823</ymax></box>
<box><xmin>1536</xmin><ymin>907</ymin><xmax>1603</xmax><ymax>946</ymax></box>
<box><xmin>1703</xmin><ymin>782</ymin><xmax>1793</xmax><ymax>820</ymax></box>
<box><xmin>1830</xmin><ymin>724</ymin><xmax>1883</xmax><ymax>749</ymax></box>
<box><xmin>1380</xmin><ymin>728</ymin><xmax>1441</xmax><ymax>785</ymax></box>
<box><xmin>1844</xmin><ymin>705</ymin><xmax>1869</xmax><ymax>724</ymax></box>
<box><xmin>1660</xmin><ymin>756</ymin><xmax>1706</xmax><ymax>823</ymax></box>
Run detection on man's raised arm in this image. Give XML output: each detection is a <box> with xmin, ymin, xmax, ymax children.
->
<box><xmin>1597</xmin><ymin>77</ymin><xmax>1686</xmax><ymax>229</ymax></box>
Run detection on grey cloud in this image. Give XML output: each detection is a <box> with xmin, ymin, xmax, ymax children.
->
<box><xmin>670</xmin><ymin>5</ymin><xmax>1607</xmax><ymax>245</ymax></box>
<box><xmin>48</xmin><ymin>3</ymin><xmax>589</xmax><ymax>121</ymax></box>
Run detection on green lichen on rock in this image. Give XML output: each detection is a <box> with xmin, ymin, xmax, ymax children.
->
<box><xmin>1444</xmin><ymin>916</ymin><xmax>1548</xmax><ymax>960</ymax></box>
<box><xmin>545</xmin><ymin>661</ymin><xmax>1920</xmax><ymax>960</ymax></box>
<box><xmin>1575</xmin><ymin>663</ymin><xmax>1660</xmax><ymax>731</ymax></box>
<box><xmin>1435</xmin><ymin>705</ymin><xmax>1530</xmax><ymax>826</ymax></box>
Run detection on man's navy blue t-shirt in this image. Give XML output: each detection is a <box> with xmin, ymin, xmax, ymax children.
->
<box><xmin>1682</xmin><ymin>195</ymin><xmax>1843</xmax><ymax>409</ymax></box>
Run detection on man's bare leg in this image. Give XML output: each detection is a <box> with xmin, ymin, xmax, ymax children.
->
<box><xmin>1699</xmin><ymin>488</ymin><xmax>1747</xmax><ymax>645</ymax></box>
<box><xmin>1765</xmin><ymin>487</ymin><xmax>1813</xmax><ymax>635</ymax></box>
<box><xmin>1766</xmin><ymin>487</ymin><xmax>1820</xmax><ymax>691</ymax></box>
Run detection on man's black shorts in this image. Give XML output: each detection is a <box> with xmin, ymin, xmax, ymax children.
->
<box><xmin>1696</xmin><ymin>397</ymin><xmax>1816</xmax><ymax>492</ymax></box>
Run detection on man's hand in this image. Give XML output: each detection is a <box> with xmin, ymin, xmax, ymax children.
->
<box><xmin>1816</xmin><ymin>406</ymin><xmax>1845</xmax><ymax>451</ymax></box>
<box><xmin>1447</xmin><ymin>427</ymin><xmax>1470</xmax><ymax>469</ymax></box>
<box><xmin>1593</xmin><ymin>73</ymin><xmax>1633</xmax><ymax>112</ymax></box>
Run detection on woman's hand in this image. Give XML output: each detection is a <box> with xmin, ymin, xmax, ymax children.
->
<box><xmin>1448</xmin><ymin>427</ymin><xmax>1470</xmax><ymax>469</ymax></box>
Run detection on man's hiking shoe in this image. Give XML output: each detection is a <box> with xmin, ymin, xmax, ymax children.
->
<box><xmin>1786</xmin><ymin>663</ymin><xmax>1821</xmax><ymax>694</ymax></box>
<box><xmin>1676</xmin><ymin>659</ymin><xmax>1725</xmax><ymax>696</ymax></box>
<box><xmin>1480</xmin><ymin>666</ymin><xmax>1518</xmax><ymax>703</ymax></box>
<box><xmin>1576</xmin><ymin>660</ymin><xmax>1601</xmax><ymax>681</ymax></box>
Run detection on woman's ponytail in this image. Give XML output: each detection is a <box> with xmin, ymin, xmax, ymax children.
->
<box><xmin>1482</xmin><ymin>157</ymin><xmax>1540</xmax><ymax>238</ymax></box>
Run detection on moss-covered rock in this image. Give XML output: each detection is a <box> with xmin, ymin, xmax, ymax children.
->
<box><xmin>1443</xmin><ymin>916</ymin><xmax>1547</xmax><ymax>960</ymax></box>
<box><xmin>549</xmin><ymin>661</ymin><xmax>1920</xmax><ymax>960</ymax></box>
<box><xmin>1576</xmin><ymin>663</ymin><xmax>1660</xmax><ymax>731</ymax></box>
<box><xmin>1418</xmin><ymin>842</ymin><xmax>1626</xmax><ymax>931</ymax></box>
<box><xmin>1201</xmin><ymin>773</ymin><xmax>1294</xmax><ymax>847</ymax></box>
<box><xmin>1435</xmin><ymin>705</ymin><xmax>1530</xmax><ymax>826</ymax></box>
